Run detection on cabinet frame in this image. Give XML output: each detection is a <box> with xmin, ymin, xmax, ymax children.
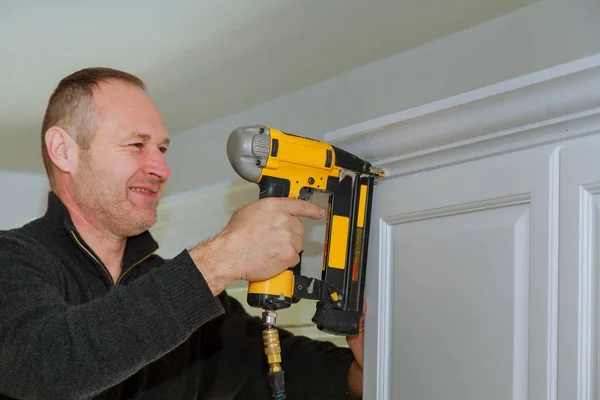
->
<box><xmin>324</xmin><ymin>54</ymin><xmax>600</xmax><ymax>400</ymax></box>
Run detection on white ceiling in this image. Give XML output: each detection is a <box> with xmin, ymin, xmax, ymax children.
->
<box><xmin>0</xmin><ymin>0</ymin><xmax>535</xmax><ymax>174</ymax></box>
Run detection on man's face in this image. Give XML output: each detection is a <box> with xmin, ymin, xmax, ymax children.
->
<box><xmin>71</xmin><ymin>80</ymin><xmax>171</xmax><ymax>237</ymax></box>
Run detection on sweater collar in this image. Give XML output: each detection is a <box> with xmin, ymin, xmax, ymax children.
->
<box><xmin>44</xmin><ymin>191</ymin><xmax>159</xmax><ymax>269</ymax></box>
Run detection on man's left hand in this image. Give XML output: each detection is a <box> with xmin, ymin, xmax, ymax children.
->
<box><xmin>346</xmin><ymin>301</ymin><xmax>366</xmax><ymax>397</ymax></box>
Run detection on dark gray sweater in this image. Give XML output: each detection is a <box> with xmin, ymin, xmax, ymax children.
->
<box><xmin>0</xmin><ymin>192</ymin><xmax>356</xmax><ymax>399</ymax></box>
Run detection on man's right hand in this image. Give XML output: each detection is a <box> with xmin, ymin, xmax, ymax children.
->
<box><xmin>188</xmin><ymin>197</ymin><xmax>325</xmax><ymax>295</ymax></box>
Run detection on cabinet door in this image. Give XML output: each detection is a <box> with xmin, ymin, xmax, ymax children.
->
<box><xmin>365</xmin><ymin>144</ymin><xmax>560</xmax><ymax>400</ymax></box>
<box><xmin>557</xmin><ymin>133</ymin><xmax>600</xmax><ymax>400</ymax></box>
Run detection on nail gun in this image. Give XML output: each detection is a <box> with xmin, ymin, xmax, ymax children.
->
<box><xmin>226</xmin><ymin>125</ymin><xmax>384</xmax><ymax>399</ymax></box>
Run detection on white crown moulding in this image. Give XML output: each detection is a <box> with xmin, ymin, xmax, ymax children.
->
<box><xmin>325</xmin><ymin>53</ymin><xmax>600</xmax><ymax>180</ymax></box>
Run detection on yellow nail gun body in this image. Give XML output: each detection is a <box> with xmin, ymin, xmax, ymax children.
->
<box><xmin>226</xmin><ymin>125</ymin><xmax>384</xmax><ymax>398</ymax></box>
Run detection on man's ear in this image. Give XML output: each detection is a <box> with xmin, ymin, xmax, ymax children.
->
<box><xmin>45</xmin><ymin>126</ymin><xmax>78</xmax><ymax>173</ymax></box>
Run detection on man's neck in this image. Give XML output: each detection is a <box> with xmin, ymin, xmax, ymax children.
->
<box><xmin>56</xmin><ymin>190</ymin><xmax>127</xmax><ymax>282</ymax></box>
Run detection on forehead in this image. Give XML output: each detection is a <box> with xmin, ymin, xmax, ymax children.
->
<box><xmin>92</xmin><ymin>80</ymin><xmax>169</xmax><ymax>140</ymax></box>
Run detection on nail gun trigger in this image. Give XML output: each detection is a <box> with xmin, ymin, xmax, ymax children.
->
<box><xmin>299</xmin><ymin>187</ymin><xmax>314</xmax><ymax>202</ymax></box>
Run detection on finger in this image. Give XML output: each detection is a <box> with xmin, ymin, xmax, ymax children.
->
<box><xmin>283</xmin><ymin>198</ymin><xmax>324</xmax><ymax>219</ymax></box>
<box><xmin>291</xmin><ymin>234</ymin><xmax>303</xmax><ymax>254</ymax></box>
<box><xmin>286</xmin><ymin>250</ymin><xmax>301</xmax><ymax>268</ymax></box>
<box><xmin>289</xmin><ymin>217</ymin><xmax>304</xmax><ymax>236</ymax></box>
<box><xmin>362</xmin><ymin>299</ymin><xmax>367</xmax><ymax>316</ymax></box>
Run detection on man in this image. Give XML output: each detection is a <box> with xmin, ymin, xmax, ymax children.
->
<box><xmin>0</xmin><ymin>67</ymin><xmax>364</xmax><ymax>399</ymax></box>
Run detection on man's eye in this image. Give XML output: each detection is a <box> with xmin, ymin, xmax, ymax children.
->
<box><xmin>130</xmin><ymin>143</ymin><xmax>143</xmax><ymax>148</ymax></box>
<box><xmin>159</xmin><ymin>147</ymin><xmax>168</xmax><ymax>153</ymax></box>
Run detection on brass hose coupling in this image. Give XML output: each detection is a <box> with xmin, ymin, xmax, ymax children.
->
<box><xmin>262</xmin><ymin>310</ymin><xmax>286</xmax><ymax>399</ymax></box>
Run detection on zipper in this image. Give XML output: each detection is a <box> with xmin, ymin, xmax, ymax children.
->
<box><xmin>70</xmin><ymin>230</ymin><xmax>114</xmax><ymax>284</ymax></box>
<box><xmin>70</xmin><ymin>230</ymin><xmax>152</xmax><ymax>286</ymax></box>
<box><xmin>116</xmin><ymin>252</ymin><xmax>153</xmax><ymax>285</ymax></box>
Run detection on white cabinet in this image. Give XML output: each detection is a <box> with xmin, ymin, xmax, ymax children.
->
<box><xmin>330</xmin><ymin>57</ymin><xmax>600</xmax><ymax>399</ymax></box>
<box><xmin>557</xmin><ymin>134</ymin><xmax>600</xmax><ymax>400</ymax></box>
<box><xmin>363</xmin><ymin>133</ymin><xmax>600</xmax><ymax>399</ymax></box>
<box><xmin>367</xmin><ymin>143</ymin><xmax>558</xmax><ymax>400</ymax></box>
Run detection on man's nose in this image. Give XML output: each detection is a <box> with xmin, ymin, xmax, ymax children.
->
<box><xmin>144</xmin><ymin>147</ymin><xmax>171</xmax><ymax>180</ymax></box>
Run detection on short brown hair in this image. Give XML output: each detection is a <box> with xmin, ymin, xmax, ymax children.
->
<box><xmin>40</xmin><ymin>67</ymin><xmax>146</xmax><ymax>177</ymax></box>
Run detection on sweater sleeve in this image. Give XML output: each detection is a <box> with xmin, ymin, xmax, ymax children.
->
<box><xmin>221</xmin><ymin>294</ymin><xmax>359</xmax><ymax>400</ymax></box>
<box><xmin>278</xmin><ymin>329</ymin><xmax>358</xmax><ymax>400</ymax></box>
<box><xmin>0</xmin><ymin>234</ymin><xmax>224</xmax><ymax>400</ymax></box>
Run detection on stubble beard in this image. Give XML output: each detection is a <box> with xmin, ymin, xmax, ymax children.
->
<box><xmin>72</xmin><ymin>155</ymin><xmax>157</xmax><ymax>240</ymax></box>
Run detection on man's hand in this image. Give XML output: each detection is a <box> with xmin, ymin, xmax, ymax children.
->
<box><xmin>188</xmin><ymin>197</ymin><xmax>325</xmax><ymax>295</ymax></box>
<box><xmin>346</xmin><ymin>301</ymin><xmax>366</xmax><ymax>397</ymax></box>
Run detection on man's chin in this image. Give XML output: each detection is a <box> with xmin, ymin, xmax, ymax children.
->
<box><xmin>120</xmin><ymin>222</ymin><xmax>154</xmax><ymax>237</ymax></box>
<box><xmin>136</xmin><ymin>214</ymin><xmax>157</xmax><ymax>231</ymax></box>
<box><xmin>119</xmin><ymin>212</ymin><xmax>157</xmax><ymax>236</ymax></box>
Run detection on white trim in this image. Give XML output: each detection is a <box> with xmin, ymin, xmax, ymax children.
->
<box><xmin>375</xmin><ymin>219</ymin><xmax>392</xmax><ymax>400</ymax></box>
<box><xmin>374</xmin><ymin>109</ymin><xmax>600</xmax><ymax>180</ymax></box>
<box><xmin>576</xmin><ymin>183</ymin><xmax>600</xmax><ymax>400</ymax></box>
<box><xmin>324</xmin><ymin>53</ymin><xmax>600</xmax><ymax>179</ymax></box>
<box><xmin>325</xmin><ymin>53</ymin><xmax>600</xmax><ymax>142</ymax></box>
<box><xmin>547</xmin><ymin>148</ymin><xmax>560</xmax><ymax>400</ymax></box>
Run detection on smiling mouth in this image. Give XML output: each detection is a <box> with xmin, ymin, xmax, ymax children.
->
<box><xmin>130</xmin><ymin>187</ymin><xmax>157</xmax><ymax>194</ymax></box>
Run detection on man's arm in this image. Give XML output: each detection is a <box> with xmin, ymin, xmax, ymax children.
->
<box><xmin>0</xmin><ymin>234</ymin><xmax>223</xmax><ymax>400</ymax></box>
<box><xmin>221</xmin><ymin>293</ymin><xmax>360</xmax><ymax>400</ymax></box>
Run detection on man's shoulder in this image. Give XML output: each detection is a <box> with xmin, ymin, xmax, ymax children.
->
<box><xmin>0</xmin><ymin>219</ymin><xmax>43</xmax><ymax>248</ymax></box>
<box><xmin>0</xmin><ymin>216</ymin><xmax>62</xmax><ymax>267</ymax></box>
